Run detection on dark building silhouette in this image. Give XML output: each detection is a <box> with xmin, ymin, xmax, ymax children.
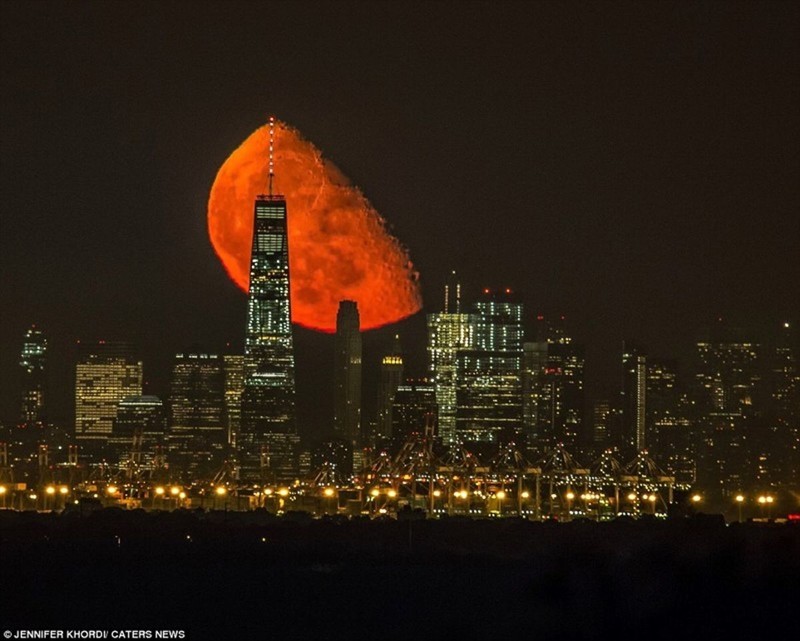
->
<box><xmin>621</xmin><ymin>342</ymin><xmax>647</xmax><ymax>456</ymax></box>
<box><xmin>334</xmin><ymin>300</ymin><xmax>362</xmax><ymax>447</ymax></box>
<box><xmin>376</xmin><ymin>335</ymin><xmax>403</xmax><ymax>441</ymax></box>
<box><xmin>392</xmin><ymin>379</ymin><xmax>437</xmax><ymax>445</ymax></box>
<box><xmin>692</xmin><ymin>323</ymin><xmax>761</xmax><ymax>498</ymax></box>
<box><xmin>168</xmin><ymin>352</ymin><xmax>226</xmax><ymax>480</ymax></box>
<box><xmin>111</xmin><ymin>395</ymin><xmax>167</xmax><ymax>474</ymax></box>
<box><xmin>18</xmin><ymin>325</ymin><xmax>47</xmax><ymax>434</ymax></box>
<box><xmin>529</xmin><ymin>316</ymin><xmax>585</xmax><ymax>450</ymax></box>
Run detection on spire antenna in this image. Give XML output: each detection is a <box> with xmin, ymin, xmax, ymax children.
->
<box><xmin>268</xmin><ymin>116</ymin><xmax>275</xmax><ymax>196</ymax></box>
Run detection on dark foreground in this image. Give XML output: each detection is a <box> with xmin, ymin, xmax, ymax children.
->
<box><xmin>1</xmin><ymin>510</ymin><xmax>798</xmax><ymax>640</ymax></box>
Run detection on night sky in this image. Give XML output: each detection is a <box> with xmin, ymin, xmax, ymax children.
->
<box><xmin>2</xmin><ymin>2</ymin><xmax>798</xmax><ymax>438</ymax></box>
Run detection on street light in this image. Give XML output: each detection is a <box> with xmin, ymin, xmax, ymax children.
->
<box><xmin>46</xmin><ymin>485</ymin><xmax>56</xmax><ymax>495</ymax></box>
<box><xmin>107</xmin><ymin>485</ymin><xmax>118</xmax><ymax>496</ymax></box>
<box><xmin>691</xmin><ymin>494</ymin><xmax>702</xmax><ymax>504</ymax></box>
<box><xmin>735</xmin><ymin>494</ymin><xmax>745</xmax><ymax>522</ymax></box>
<box><xmin>323</xmin><ymin>487</ymin><xmax>335</xmax><ymax>497</ymax></box>
<box><xmin>170</xmin><ymin>486</ymin><xmax>181</xmax><ymax>496</ymax></box>
<box><xmin>59</xmin><ymin>486</ymin><xmax>68</xmax><ymax>495</ymax></box>
<box><xmin>215</xmin><ymin>486</ymin><xmax>228</xmax><ymax>496</ymax></box>
<box><xmin>155</xmin><ymin>486</ymin><xmax>165</xmax><ymax>496</ymax></box>
<box><xmin>648</xmin><ymin>494</ymin><xmax>657</xmax><ymax>515</ymax></box>
<box><xmin>387</xmin><ymin>489</ymin><xmax>397</xmax><ymax>498</ymax></box>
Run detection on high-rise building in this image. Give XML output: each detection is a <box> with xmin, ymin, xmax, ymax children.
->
<box><xmin>427</xmin><ymin>275</ymin><xmax>476</xmax><ymax>444</ymax></box>
<box><xmin>522</xmin><ymin>341</ymin><xmax>548</xmax><ymax>444</ymax></box>
<box><xmin>456</xmin><ymin>290</ymin><xmax>524</xmax><ymax>444</ymax></box>
<box><xmin>75</xmin><ymin>341</ymin><xmax>143</xmax><ymax>452</ymax></box>
<box><xmin>591</xmin><ymin>399</ymin><xmax>612</xmax><ymax>445</ymax></box>
<box><xmin>531</xmin><ymin>316</ymin><xmax>585</xmax><ymax>450</ymax></box>
<box><xmin>223</xmin><ymin>354</ymin><xmax>244</xmax><ymax>447</ymax></box>
<box><xmin>391</xmin><ymin>379</ymin><xmax>438</xmax><ymax>444</ymax></box>
<box><xmin>376</xmin><ymin>335</ymin><xmax>403</xmax><ymax>441</ymax></box>
<box><xmin>19</xmin><ymin>325</ymin><xmax>47</xmax><ymax>432</ymax></box>
<box><xmin>334</xmin><ymin>300</ymin><xmax>362</xmax><ymax>447</ymax></box>
<box><xmin>169</xmin><ymin>352</ymin><xmax>227</xmax><ymax>479</ymax></box>
<box><xmin>110</xmin><ymin>395</ymin><xmax>167</xmax><ymax>472</ymax></box>
<box><xmin>693</xmin><ymin>323</ymin><xmax>761</xmax><ymax>497</ymax></box>
<box><xmin>239</xmin><ymin>122</ymin><xmax>298</xmax><ymax>481</ymax></box>
<box><xmin>621</xmin><ymin>343</ymin><xmax>647</xmax><ymax>455</ymax></box>
<box><xmin>759</xmin><ymin>322</ymin><xmax>798</xmax><ymax>487</ymax></box>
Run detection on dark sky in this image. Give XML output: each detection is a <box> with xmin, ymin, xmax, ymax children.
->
<box><xmin>2</xmin><ymin>1</ymin><xmax>798</xmax><ymax>435</ymax></box>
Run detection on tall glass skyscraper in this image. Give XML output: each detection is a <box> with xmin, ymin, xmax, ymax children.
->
<box><xmin>239</xmin><ymin>191</ymin><xmax>298</xmax><ymax>481</ymax></box>
<box><xmin>456</xmin><ymin>291</ymin><xmax>523</xmax><ymax>444</ymax></box>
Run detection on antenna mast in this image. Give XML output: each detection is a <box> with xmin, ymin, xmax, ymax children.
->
<box><xmin>268</xmin><ymin>115</ymin><xmax>275</xmax><ymax>196</ymax></box>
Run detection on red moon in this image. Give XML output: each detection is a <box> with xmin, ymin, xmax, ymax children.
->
<box><xmin>207</xmin><ymin>120</ymin><xmax>422</xmax><ymax>332</ymax></box>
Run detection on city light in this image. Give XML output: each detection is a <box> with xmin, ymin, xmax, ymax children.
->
<box><xmin>323</xmin><ymin>488</ymin><xmax>335</xmax><ymax>497</ymax></box>
<box><xmin>215</xmin><ymin>486</ymin><xmax>228</xmax><ymax>496</ymax></box>
<box><xmin>627</xmin><ymin>492</ymin><xmax>637</xmax><ymax>501</ymax></box>
<box><xmin>370</xmin><ymin>488</ymin><xmax>380</xmax><ymax>497</ymax></box>
<box><xmin>278</xmin><ymin>488</ymin><xmax>289</xmax><ymax>497</ymax></box>
<box><xmin>179</xmin><ymin>492</ymin><xmax>186</xmax><ymax>500</ymax></box>
<box><xmin>565</xmin><ymin>491</ymin><xmax>575</xmax><ymax>501</ymax></box>
<box><xmin>387</xmin><ymin>489</ymin><xmax>397</xmax><ymax>498</ymax></box>
<box><xmin>155</xmin><ymin>486</ymin><xmax>165</xmax><ymax>496</ymax></box>
<box><xmin>521</xmin><ymin>491</ymin><xmax>530</xmax><ymax>499</ymax></box>
<box><xmin>496</xmin><ymin>490</ymin><xmax>506</xmax><ymax>500</ymax></box>
<box><xmin>170</xmin><ymin>486</ymin><xmax>181</xmax><ymax>496</ymax></box>
<box><xmin>691</xmin><ymin>494</ymin><xmax>702</xmax><ymax>503</ymax></box>
<box><xmin>0</xmin><ymin>486</ymin><xmax>6</xmax><ymax>495</ymax></box>
<box><xmin>735</xmin><ymin>494</ymin><xmax>744</xmax><ymax>503</ymax></box>
<box><xmin>107</xmin><ymin>486</ymin><xmax>118</xmax><ymax>495</ymax></box>
<box><xmin>46</xmin><ymin>486</ymin><xmax>56</xmax><ymax>495</ymax></box>
<box><xmin>59</xmin><ymin>486</ymin><xmax>69</xmax><ymax>495</ymax></box>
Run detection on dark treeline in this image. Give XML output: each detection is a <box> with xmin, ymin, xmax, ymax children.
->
<box><xmin>2</xmin><ymin>510</ymin><xmax>798</xmax><ymax>639</ymax></box>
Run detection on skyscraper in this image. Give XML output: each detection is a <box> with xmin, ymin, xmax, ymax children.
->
<box><xmin>531</xmin><ymin>316</ymin><xmax>585</xmax><ymax>450</ymax></box>
<box><xmin>19</xmin><ymin>325</ymin><xmax>47</xmax><ymax>432</ymax></box>
<box><xmin>693</xmin><ymin>323</ymin><xmax>761</xmax><ymax>497</ymax></box>
<box><xmin>334</xmin><ymin>300</ymin><xmax>362</xmax><ymax>447</ymax></box>
<box><xmin>239</xmin><ymin>119</ymin><xmax>298</xmax><ymax>481</ymax></box>
<box><xmin>75</xmin><ymin>341</ymin><xmax>142</xmax><ymax>453</ymax></box>
<box><xmin>427</xmin><ymin>275</ymin><xmax>476</xmax><ymax>444</ymax></box>
<box><xmin>223</xmin><ymin>354</ymin><xmax>244</xmax><ymax>447</ymax></box>
<box><xmin>168</xmin><ymin>352</ymin><xmax>227</xmax><ymax>480</ymax></box>
<box><xmin>376</xmin><ymin>335</ymin><xmax>403</xmax><ymax>441</ymax></box>
<box><xmin>391</xmin><ymin>378</ymin><xmax>438</xmax><ymax>444</ymax></box>
<box><xmin>456</xmin><ymin>290</ymin><xmax>524</xmax><ymax>444</ymax></box>
<box><xmin>110</xmin><ymin>395</ymin><xmax>167</xmax><ymax>472</ymax></box>
<box><xmin>621</xmin><ymin>343</ymin><xmax>647</xmax><ymax>455</ymax></box>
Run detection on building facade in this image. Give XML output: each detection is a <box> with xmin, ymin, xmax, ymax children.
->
<box><xmin>333</xmin><ymin>300</ymin><xmax>362</xmax><ymax>447</ymax></box>
<box><xmin>74</xmin><ymin>341</ymin><xmax>142</xmax><ymax>453</ymax></box>
<box><xmin>19</xmin><ymin>325</ymin><xmax>47</xmax><ymax>432</ymax></box>
<box><xmin>239</xmin><ymin>192</ymin><xmax>298</xmax><ymax>481</ymax></box>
